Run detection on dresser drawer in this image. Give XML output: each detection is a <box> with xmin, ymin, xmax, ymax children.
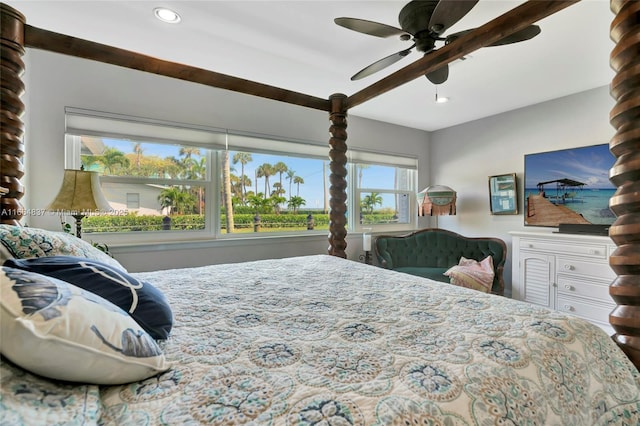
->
<box><xmin>557</xmin><ymin>276</ymin><xmax>613</xmax><ymax>302</ymax></box>
<box><xmin>556</xmin><ymin>257</ymin><xmax>616</xmax><ymax>280</ymax></box>
<box><xmin>520</xmin><ymin>238</ymin><xmax>609</xmax><ymax>259</ymax></box>
<box><xmin>557</xmin><ymin>295</ymin><xmax>615</xmax><ymax>323</ymax></box>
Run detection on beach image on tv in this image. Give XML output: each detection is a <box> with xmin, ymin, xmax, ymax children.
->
<box><xmin>524</xmin><ymin>143</ymin><xmax>616</xmax><ymax>227</ymax></box>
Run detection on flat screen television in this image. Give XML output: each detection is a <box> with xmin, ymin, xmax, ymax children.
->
<box><xmin>524</xmin><ymin>143</ymin><xmax>616</xmax><ymax>232</ymax></box>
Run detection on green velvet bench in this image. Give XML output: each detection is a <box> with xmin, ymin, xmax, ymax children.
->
<box><xmin>374</xmin><ymin>228</ymin><xmax>507</xmax><ymax>295</ymax></box>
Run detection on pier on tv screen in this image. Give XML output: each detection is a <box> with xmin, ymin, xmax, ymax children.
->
<box><xmin>524</xmin><ymin>143</ymin><xmax>616</xmax><ymax>228</ymax></box>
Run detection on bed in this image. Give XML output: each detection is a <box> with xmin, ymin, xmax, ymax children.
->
<box><xmin>1</xmin><ymin>226</ymin><xmax>639</xmax><ymax>424</ymax></box>
<box><xmin>1</xmin><ymin>2</ymin><xmax>640</xmax><ymax>423</ymax></box>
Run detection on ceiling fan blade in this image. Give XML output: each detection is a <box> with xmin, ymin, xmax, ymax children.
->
<box><xmin>351</xmin><ymin>47</ymin><xmax>413</xmax><ymax>81</ymax></box>
<box><xmin>334</xmin><ymin>17</ymin><xmax>408</xmax><ymax>38</ymax></box>
<box><xmin>444</xmin><ymin>25</ymin><xmax>542</xmax><ymax>46</ymax></box>
<box><xmin>429</xmin><ymin>0</ymin><xmax>479</xmax><ymax>34</ymax></box>
<box><xmin>489</xmin><ymin>25</ymin><xmax>541</xmax><ymax>46</ymax></box>
<box><xmin>446</xmin><ymin>25</ymin><xmax>541</xmax><ymax>46</ymax></box>
<box><xmin>425</xmin><ymin>63</ymin><xmax>449</xmax><ymax>85</ymax></box>
<box><xmin>444</xmin><ymin>28</ymin><xmax>474</xmax><ymax>44</ymax></box>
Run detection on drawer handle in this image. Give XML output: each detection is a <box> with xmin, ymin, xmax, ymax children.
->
<box><xmin>564</xmin><ymin>284</ymin><xmax>574</xmax><ymax>291</ymax></box>
<box><xmin>527</xmin><ymin>243</ymin><xmax>533</xmax><ymax>248</ymax></box>
<box><xmin>563</xmin><ymin>304</ymin><xmax>574</xmax><ymax>312</ymax></box>
<box><xmin>563</xmin><ymin>264</ymin><xmax>574</xmax><ymax>271</ymax></box>
<box><xmin>588</xmin><ymin>249</ymin><xmax>599</xmax><ymax>255</ymax></box>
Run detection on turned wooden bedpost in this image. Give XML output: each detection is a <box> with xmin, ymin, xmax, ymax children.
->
<box><xmin>608</xmin><ymin>0</ymin><xmax>640</xmax><ymax>369</ymax></box>
<box><xmin>328</xmin><ymin>93</ymin><xmax>348</xmax><ymax>258</ymax></box>
<box><xmin>0</xmin><ymin>3</ymin><xmax>26</xmax><ymax>225</ymax></box>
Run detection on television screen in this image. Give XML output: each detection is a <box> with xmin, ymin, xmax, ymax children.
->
<box><xmin>524</xmin><ymin>144</ymin><xmax>616</xmax><ymax>228</ymax></box>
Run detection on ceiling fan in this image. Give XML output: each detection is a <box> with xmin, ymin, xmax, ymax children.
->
<box><xmin>335</xmin><ymin>0</ymin><xmax>541</xmax><ymax>84</ymax></box>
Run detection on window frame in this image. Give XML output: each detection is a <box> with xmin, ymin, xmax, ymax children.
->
<box><xmin>349</xmin><ymin>162</ymin><xmax>418</xmax><ymax>234</ymax></box>
<box><xmin>64</xmin><ymin>108</ymin><xmax>418</xmax><ymax>245</ymax></box>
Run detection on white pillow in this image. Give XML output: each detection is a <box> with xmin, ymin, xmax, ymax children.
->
<box><xmin>0</xmin><ymin>224</ymin><xmax>126</xmax><ymax>271</ymax></box>
<box><xmin>0</xmin><ymin>266</ymin><xmax>171</xmax><ymax>385</ymax></box>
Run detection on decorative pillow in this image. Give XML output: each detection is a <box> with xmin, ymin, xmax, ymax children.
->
<box><xmin>444</xmin><ymin>255</ymin><xmax>495</xmax><ymax>293</ymax></box>
<box><xmin>0</xmin><ymin>224</ymin><xmax>126</xmax><ymax>271</ymax></box>
<box><xmin>0</xmin><ymin>267</ymin><xmax>171</xmax><ymax>385</ymax></box>
<box><xmin>4</xmin><ymin>256</ymin><xmax>173</xmax><ymax>340</ymax></box>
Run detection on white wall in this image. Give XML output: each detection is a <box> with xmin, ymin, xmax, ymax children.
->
<box><xmin>21</xmin><ymin>49</ymin><xmax>430</xmax><ymax>271</ymax></box>
<box><xmin>429</xmin><ymin>86</ymin><xmax>616</xmax><ymax>295</ymax></box>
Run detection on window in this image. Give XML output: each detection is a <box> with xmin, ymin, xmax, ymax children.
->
<box><xmin>64</xmin><ymin>108</ymin><xmax>417</xmax><ymax>243</ymax></box>
<box><xmin>74</xmin><ymin>135</ymin><xmax>209</xmax><ymax>234</ymax></box>
<box><xmin>125</xmin><ymin>193</ymin><xmax>140</xmax><ymax>209</ymax></box>
<box><xmin>351</xmin><ymin>158</ymin><xmax>417</xmax><ymax>232</ymax></box>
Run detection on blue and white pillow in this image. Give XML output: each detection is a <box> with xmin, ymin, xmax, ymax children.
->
<box><xmin>0</xmin><ymin>224</ymin><xmax>126</xmax><ymax>271</ymax></box>
<box><xmin>4</xmin><ymin>256</ymin><xmax>173</xmax><ymax>340</ymax></box>
<box><xmin>0</xmin><ymin>267</ymin><xmax>171</xmax><ymax>385</ymax></box>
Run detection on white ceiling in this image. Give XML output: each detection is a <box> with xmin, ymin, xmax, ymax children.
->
<box><xmin>7</xmin><ymin>0</ymin><xmax>614</xmax><ymax>131</ymax></box>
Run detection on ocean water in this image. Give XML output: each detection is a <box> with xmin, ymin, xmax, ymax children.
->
<box><xmin>525</xmin><ymin>188</ymin><xmax>616</xmax><ymax>225</ymax></box>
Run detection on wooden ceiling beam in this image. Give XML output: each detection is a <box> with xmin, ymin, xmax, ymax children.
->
<box><xmin>346</xmin><ymin>0</ymin><xmax>580</xmax><ymax>110</ymax></box>
<box><xmin>23</xmin><ymin>25</ymin><xmax>331</xmax><ymax>113</ymax></box>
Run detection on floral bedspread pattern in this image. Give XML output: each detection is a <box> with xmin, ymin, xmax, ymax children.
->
<box><xmin>2</xmin><ymin>254</ymin><xmax>640</xmax><ymax>425</ymax></box>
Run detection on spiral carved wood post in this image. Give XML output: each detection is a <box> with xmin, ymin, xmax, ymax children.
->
<box><xmin>0</xmin><ymin>3</ymin><xmax>26</xmax><ymax>225</ymax></box>
<box><xmin>608</xmin><ymin>0</ymin><xmax>640</xmax><ymax>369</ymax></box>
<box><xmin>328</xmin><ymin>93</ymin><xmax>348</xmax><ymax>258</ymax></box>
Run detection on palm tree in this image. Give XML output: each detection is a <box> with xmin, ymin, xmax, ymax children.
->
<box><xmin>190</xmin><ymin>157</ymin><xmax>207</xmax><ymax>214</ymax></box>
<box><xmin>272</xmin><ymin>182</ymin><xmax>285</xmax><ymax>197</ymax></box>
<box><xmin>256</xmin><ymin>163</ymin><xmax>275</xmax><ymax>199</ymax></box>
<box><xmin>222</xmin><ymin>150</ymin><xmax>235</xmax><ymax>233</ymax></box>
<box><xmin>238</xmin><ymin>174</ymin><xmax>252</xmax><ymax>205</ymax></box>
<box><xmin>362</xmin><ymin>192</ymin><xmax>383</xmax><ymax>214</ymax></box>
<box><xmin>179</xmin><ymin>147</ymin><xmax>201</xmax><ymax>162</ymax></box>
<box><xmin>293</xmin><ymin>176</ymin><xmax>305</xmax><ymax>196</ymax></box>
<box><xmin>233</xmin><ymin>152</ymin><xmax>252</xmax><ymax>204</ymax></box>
<box><xmin>248</xmin><ymin>194</ymin><xmax>270</xmax><ymax>214</ymax></box>
<box><xmin>157</xmin><ymin>187</ymin><xmax>195</xmax><ymax>215</ymax></box>
<box><xmin>133</xmin><ymin>142</ymin><xmax>144</xmax><ymax>171</ymax></box>
<box><xmin>98</xmin><ymin>147</ymin><xmax>130</xmax><ymax>175</ymax></box>
<box><xmin>286</xmin><ymin>170</ymin><xmax>296</xmax><ymax>199</ymax></box>
<box><xmin>270</xmin><ymin>195</ymin><xmax>286</xmax><ymax>214</ymax></box>
<box><xmin>273</xmin><ymin>161</ymin><xmax>288</xmax><ymax>192</ymax></box>
<box><xmin>288</xmin><ymin>196</ymin><xmax>306</xmax><ymax>214</ymax></box>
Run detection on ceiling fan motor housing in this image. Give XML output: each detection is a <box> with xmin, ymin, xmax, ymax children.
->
<box><xmin>399</xmin><ymin>0</ymin><xmax>440</xmax><ymax>52</ymax></box>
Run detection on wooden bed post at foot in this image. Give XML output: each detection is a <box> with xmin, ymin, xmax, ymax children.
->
<box><xmin>608</xmin><ymin>0</ymin><xmax>640</xmax><ymax>369</ymax></box>
<box><xmin>328</xmin><ymin>93</ymin><xmax>348</xmax><ymax>258</ymax></box>
<box><xmin>0</xmin><ymin>3</ymin><xmax>26</xmax><ymax>226</ymax></box>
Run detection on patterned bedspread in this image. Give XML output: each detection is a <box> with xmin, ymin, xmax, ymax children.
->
<box><xmin>3</xmin><ymin>254</ymin><xmax>640</xmax><ymax>425</ymax></box>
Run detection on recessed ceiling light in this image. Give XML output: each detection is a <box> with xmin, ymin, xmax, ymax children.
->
<box><xmin>154</xmin><ymin>7</ymin><xmax>181</xmax><ymax>24</ymax></box>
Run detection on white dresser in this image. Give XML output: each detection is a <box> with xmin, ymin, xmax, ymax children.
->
<box><xmin>510</xmin><ymin>231</ymin><xmax>617</xmax><ymax>334</ymax></box>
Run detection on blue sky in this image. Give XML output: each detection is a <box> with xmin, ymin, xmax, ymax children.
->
<box><xmin>524</xmin><ymin>143</ymin><xmax>615</xmax><ymax>190</ymax></box>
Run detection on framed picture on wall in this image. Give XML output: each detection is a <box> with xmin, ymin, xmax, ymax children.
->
<box><xmin>489</xmin><ymin>173</ymin><xmax>518</xmax><ymax>215</ymax></box>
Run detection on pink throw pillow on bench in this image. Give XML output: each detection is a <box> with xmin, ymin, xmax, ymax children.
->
<box><xmin>444</xmin><ymin>256</ymin><xmax>494</xmax><ymax>293</ymax></box>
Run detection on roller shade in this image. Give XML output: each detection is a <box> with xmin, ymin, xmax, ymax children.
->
<box><xmin>348</xmin><ymin>149</ymin><xmax>417</xmax><ymax>169</ymax></box>
<box><xmin>65</xmin><ymin>107</ymin><xmax>228</xmax><ymax>149</ymax></box>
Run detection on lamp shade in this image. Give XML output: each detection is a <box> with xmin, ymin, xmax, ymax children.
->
<box><xmin>418</xmin><ymin>185</ymin><xmax>456</xmax><ymax>216</ymax></box>
<box><xmin>47</xmin><ymin>169</ymin><xmax>111</xmax><ymax>214</ymax></box>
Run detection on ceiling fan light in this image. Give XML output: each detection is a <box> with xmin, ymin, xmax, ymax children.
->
<box><xmin>154</xmin><ymin>7</ymin><xmax>181</xmax><ymax>23</ymax></box>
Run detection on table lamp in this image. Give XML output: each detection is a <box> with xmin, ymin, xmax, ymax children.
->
<box><xmin>47</xmin><ymin>168</ymin><xmax>111</xmax><ymax>238</ymax></box>
<box><xmin>418</xmin><ymin>185</ymin><xmax>457</xmax><ymax>216</ymax></box>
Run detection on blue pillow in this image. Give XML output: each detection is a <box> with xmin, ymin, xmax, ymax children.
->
<box><xmin>3</xmin><ymin>256</ymin><xmax>172</xmax><ymax>340</ymax></box>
